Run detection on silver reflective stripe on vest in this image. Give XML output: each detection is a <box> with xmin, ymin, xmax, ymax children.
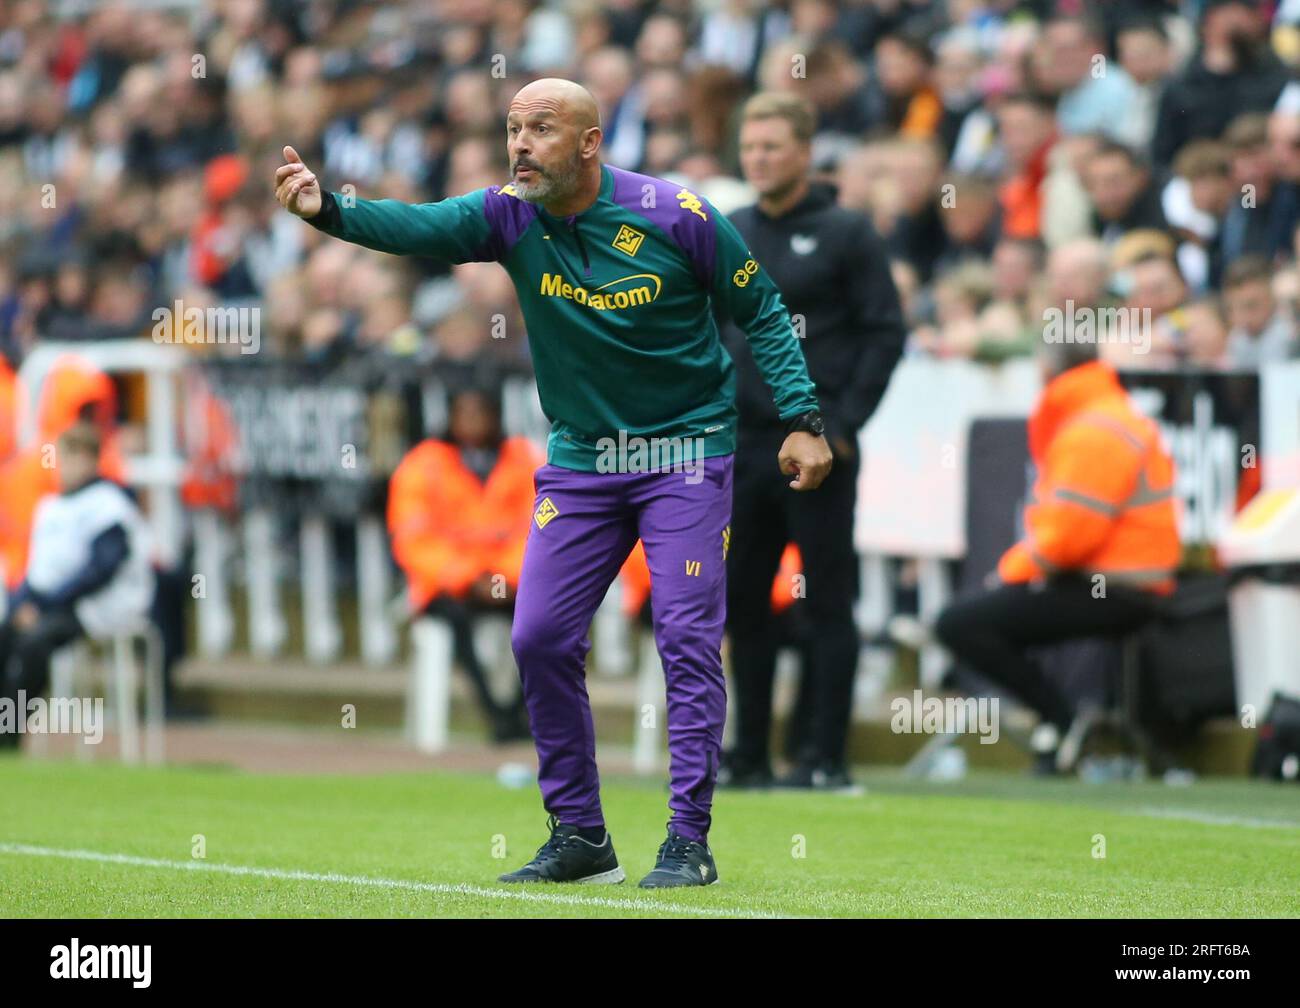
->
<box><xmin>1052</xmin><ymin>487</ymin><xmax>1120</xmax><ymax>517</ymax></box>
<box><xmin>1124</xmin><ymin>467</ymin><xmax>1173</xmax><ymax>509</ymax></box>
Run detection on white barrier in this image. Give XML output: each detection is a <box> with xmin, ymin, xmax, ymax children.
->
<box><xmin>19</xmin><ymin>346</ymin><xmax>1291</xmax><ymax>762</ymax></box>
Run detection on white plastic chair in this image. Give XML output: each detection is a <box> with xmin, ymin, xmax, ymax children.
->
<box><xmin>407</xmin><ymin>612</ymin><xmax>514</xmax><ymax>753</ymax></box>
<box><xmin>30</xmin><ymin>623</ymin><xmax>165</xmax><ymax>764</ymax></box>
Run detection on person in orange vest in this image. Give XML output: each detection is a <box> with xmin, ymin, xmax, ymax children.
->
<box><xmin>935</xmin><ymin>340</ymin><xmax>1181</xmax><ymax>772</ymax></box>
<box><xmin>388</xmin><ymin>385</ymin><xmax>542</xmax><ymax>744</ymax></box>
<box><xmin>0</xmin><ymin>422</ymin><xmax>153</xmax><ymax>749</ymax></box>
<box><xmin>0</xmin><ymin>354</ymin><xmax>19</xmax><ymax>464</ymax></box>
<box><xmin>0</xmin><ymin>355</ymin><xmax>125</xmax><ymax>592</ymax></box>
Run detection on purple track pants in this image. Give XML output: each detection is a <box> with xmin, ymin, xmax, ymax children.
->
<box><xmin>510</xmin><ymin>456</ymin><xmax>733</xmax><ymax>843</ymax></box>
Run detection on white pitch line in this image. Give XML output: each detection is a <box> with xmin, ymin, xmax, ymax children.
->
<box><xmin>0</xmin><ymin>843</ymin><xmax>801</xmax><ymax>919</ymax></box>
<box><xmin>1133</xmin><ymin>808</ymin><xmax>1300</xmax><ymax>831</ymax></box>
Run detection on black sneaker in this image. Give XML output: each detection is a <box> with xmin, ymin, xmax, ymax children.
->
<box><xmin>637</xmin><ymin>829</ymin><xmax>719</xmax><ymax>888</ymax></box>
<box><xmin>497</xmin><ymin>815</ymin><xmax>625</xmax><ymax>884</ymax></box>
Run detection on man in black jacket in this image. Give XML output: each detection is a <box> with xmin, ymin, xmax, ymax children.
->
<box><xmin>719</xmin><ymin>92</ymin><xmax>905</xmax><ymax>789</ymax></box>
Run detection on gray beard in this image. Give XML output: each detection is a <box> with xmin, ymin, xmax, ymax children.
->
<box><xmin>515</xmin><ymin>151</ymin><xmax>582</xmax><ymax>204</ymax></box>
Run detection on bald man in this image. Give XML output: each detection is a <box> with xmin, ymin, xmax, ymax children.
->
<box><xmin>275</xmin><ymin>78</ymin><xmax>830</xmax><ymax>888</ymax></box>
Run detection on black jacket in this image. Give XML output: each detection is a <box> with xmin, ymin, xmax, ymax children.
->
<box><xmin>1151</xmin><ymin>49</ymin><xmax>1290</xmax><ymax>171</ymax></box>
<box><xmin>720</xmin><ymin>182</ymin><xmax>906</xmax><ymax>446</ymax></box>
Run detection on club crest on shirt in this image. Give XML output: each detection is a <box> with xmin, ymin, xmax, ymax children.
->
<box><xmin>611</xmin><ymin>224</ymin><xmax>645</xmax><ymax>257</ymax></box>
<box><xmin>534</xmin><ymin>496</ymin><xmax>560</xmax><ymax>529</ymax></box>
<box><xmin>791</xmin><ymin>234</ymin><xmax>817</xmax><ymax>255</ymax></box>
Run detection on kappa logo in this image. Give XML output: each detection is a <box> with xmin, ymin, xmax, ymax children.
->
<box><xmin>534</xmin><ymin>496</ymin><xmax>560</xmax><ymax>529</ymax></box>
<box><xmin>676</xmin><ymin>188</ymin><xmax>708</xmax><ymax>220</ymax></box>
<box><xmin>611</xmin><ymin>224</ymin><xmax>646</xmax><ymax>256</ymax></box>
<box><xmin>499</xmin><ymin>183</ymin><xmax>520</xmax><ymax>198</ymax></box>
<box><xmin>791</xmin><ymin>234</ymin><xmax>817</xmax><ymax>255</ymax></box>
<box><xmin>721</xmin><ymin>524</ymin><xmax>731</xmax><ymax>559</ymax></box>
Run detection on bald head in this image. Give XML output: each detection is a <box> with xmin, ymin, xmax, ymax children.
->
<box><xmin>510</xmin><ymin>78</ymin><xmax>601</xmax><ymax>133</ymax></box>
<box><xmin>505</xmin><ymin>78</ymin><xmax>604</xmax><ymax>211</ymax></box>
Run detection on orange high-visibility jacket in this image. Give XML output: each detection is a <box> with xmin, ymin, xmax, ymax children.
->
<box><xmin>0</xmin><ymin>356</ymin><xmax>18</xmax><ymax>463</ymax></box>
<box><xmin>387</xmin><ymin>436</ymin><xmax>543</xmax><ymax>610</ymax></box>
<box><xmin>998</xmin><ymin>360</ymin><xmax>1181</xmax><ymax>593</ymax></box>
<box><xmin>180</xmin><ymin>373</ymin><xmax>240</xmax><ymax>512</ymax></box>
<box><xmin>0</xmin><ymin>356</ymin><xmax>126</xmax><ymax>589</ymax></box>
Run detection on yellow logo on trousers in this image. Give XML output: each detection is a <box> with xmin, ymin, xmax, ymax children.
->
<box><xmin>686</xmin><ymin>560</ymin><xmax>701</xmax><ymax>576</ymax></box>
<box><xmin>721</xmin><ymin>525</ymin><xmax>731</xmax><ymax>559</ymax></box>
<box><xmin>534</xmin><ymin>497</ymin><xmax>559</xmax><ymax>529</ymax></box>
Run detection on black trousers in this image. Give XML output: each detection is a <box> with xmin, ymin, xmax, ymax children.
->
<box><xmin>422</xmin><ymin>596</ymin><xmax>524</xmax><ymax>723</ymax></box>
<box><xmin>726</xmin><ymin>429</ymin><xmax>860</xmax><ymax>770</ymax></box>
<box><xmin>934</xmin><ymin>577</ymin><xmax>1159</xmax><ymax>730</ymax></box>
<box><xmin>0</xmin><ymin>608</ymin><xmax>84</xmax><ymax>747</ymax></box>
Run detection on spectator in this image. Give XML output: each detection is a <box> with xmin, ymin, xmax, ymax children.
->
<box><xmin>996</xmin><ymin>91</ymin><xmax>1058</xmax><ymax>240</ymax></box>
<box><xmin>0</xmin><ymin>421</ymin><xmax>153</xmax><ymax>749</ymax></box>
<box><xmin>387</xmin><ymin>386</ymin><xmax>540</xmax><ymax>744</ymax></box>
<box><xmin>1044</xmin><ymin>237</ymin><xmax>1111</xmax><ymax>311</ymax></box>
<box><xmin>1220</xmin><ymin>112</ymin><xmax>1293</xmax><ymax>266</ymax></box>
<box><xmin>991</xmin><ymin>237</ymin><xmax>1044</xmax><ymax>308</ymax></box>
<box><xmin>1222</xmin><ymin>255</ymin><xmax>1299</xmax><ymax>367</ymax></box>
<box><xmin>1165</xmin><ymin>139</ymin><xmax>1234</xmax><ymax>290</ymax></box>
<box><xmin>1034</xmin><ymin>15</ymin><xmax>1140</xmax><ymax>144</ymax></box>
<box><xmin>874</xmin><ymin>28</ymin><xmax>943</xmax><ymax>140</ymax></box>
<box><xmin>933</xmin><ymin>172</ymin><xmax>1001</xmax><ymax>276</ymax></box>
<box><xmin>882</xmin><ymin>137</ymin><xmax>949</xmax><ymax>282</ymax></box>
<box><xmin>1152</xmin><ymin>0</ymin><xmax>1290</xmax><ymax>171</ymax></box>
<box><xmin>1114</xmin><ymin>250</ymin><xmax>1188</xmax><ymax>367</ymax></box>
<box><xmin>1265</xmin><ymin>86</ymin><xmax>1300</xmax><ymax>260</ymax></box>
<box><xmin>935</xmin><ymin>340</ymin><xmax>1181</xmax><ymax>774</ymax></box>
<box><xmin>1115</xmin><ymin>17</ymin><xmax>1175</xmax><ymax>154</ymax></box>
<box><xmin>1041</xmin><ymin>133</ymin><xmax>1102</xmax><ymax>248</ymax></box>
<box><xmin>1082</xmin><ymin>140</ymin><xmax>1168</xmax><ymax>245</ymax></box>
<box><xmin>932</xmin><ymin>28</ymin><xmax>986</xmax><ymax>159</ymax></box>
<box><xmin>1182</xmin><ymin>295</ymin><xmax>1232</xmax><ymax>368</ymax></box>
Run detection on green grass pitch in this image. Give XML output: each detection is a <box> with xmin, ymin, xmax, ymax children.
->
<box><xmin>1</xmin><ymin>759</ymin><xmax>1297</xmax><ymax>918</ymax></box>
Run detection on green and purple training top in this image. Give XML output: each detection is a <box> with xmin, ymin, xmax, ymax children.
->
<box><xmin>308</xmin><ymin>162</ymin><xmax>819</xmax><ymax>471</ymax></box>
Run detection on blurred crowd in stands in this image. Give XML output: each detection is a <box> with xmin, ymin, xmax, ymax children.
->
<box><xmin>1</xmin><ymin>0</ymin><xmax>1297</xmax><ymax>382</ymax></box>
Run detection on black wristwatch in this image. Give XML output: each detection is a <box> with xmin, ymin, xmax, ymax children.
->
<box><xmin>783</xmin><ymin>410</ymin><xmax>825</xmax><ymax>438</ymax></box>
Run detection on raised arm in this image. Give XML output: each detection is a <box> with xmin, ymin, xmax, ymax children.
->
<box><xmin>274</xmin><ymin>145</ymin><xmax>497</xmax><ymax>263</ymax></box>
